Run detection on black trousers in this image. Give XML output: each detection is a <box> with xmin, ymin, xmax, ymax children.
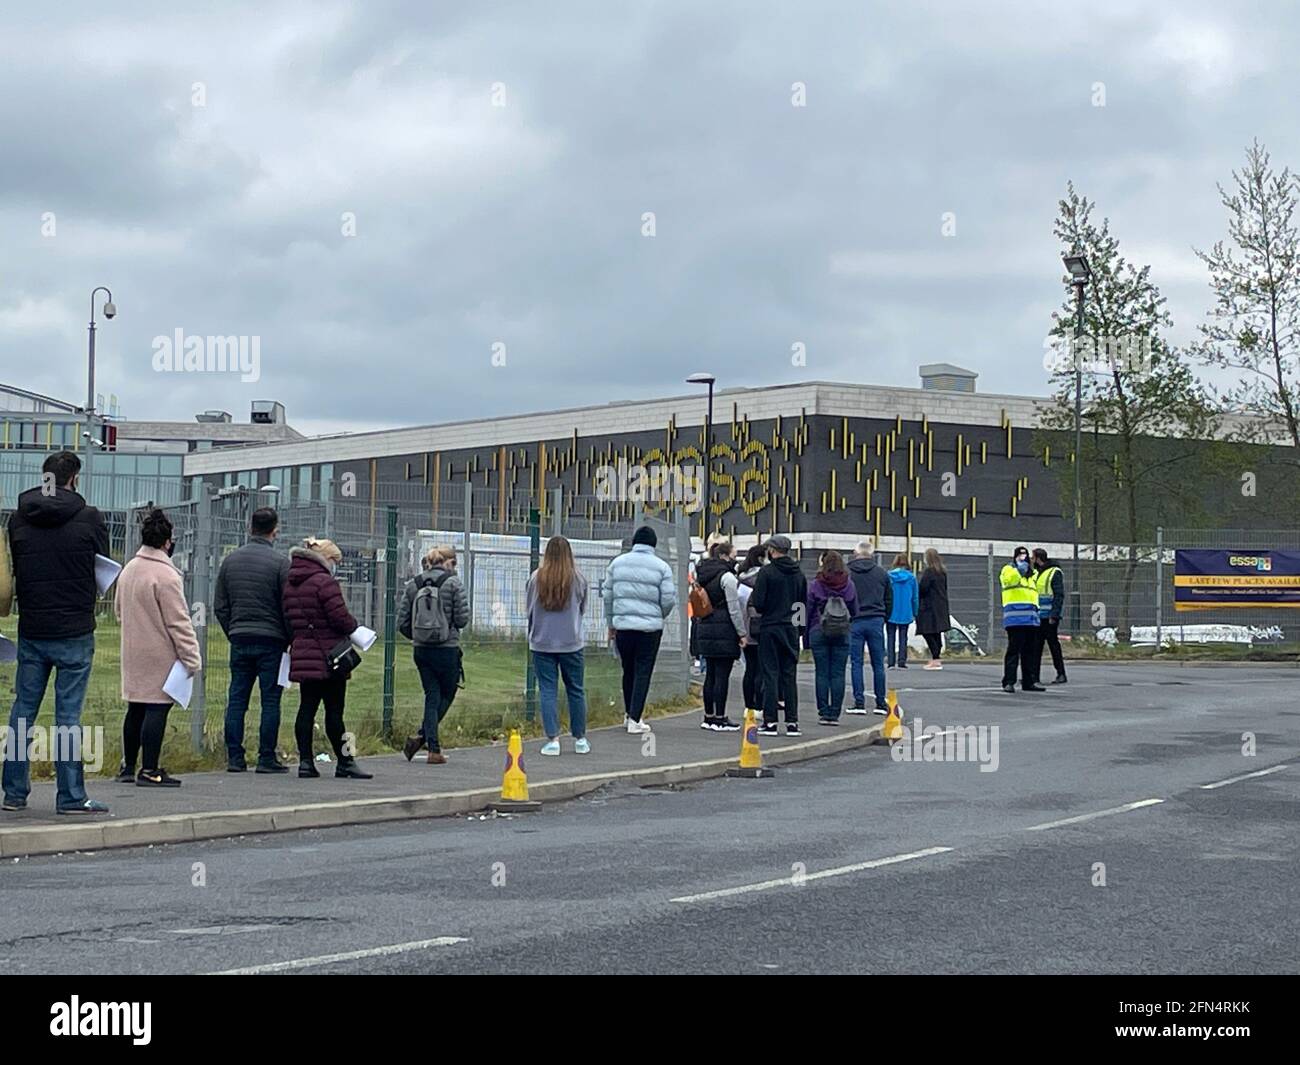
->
<box><xmin>122</xmin><ymin>701</ymin><xmax>171</xmax><ymax>771</ymax></box>
<box><xmin>922</xmin><ymin>633</ymin><xmax>943</xmax><ymax>659</ymax></box>
<box><xmin>702</xmin><ymin>656</ymin><xmax>736</xmax><ymax>719</ymax></box>
<box><xmin>1040</xmin><ymin>618</ymin><xmax>1065</xmax><ymax>678</ymax></box>
<box><xmin>758</xmin><ymin>625</ymin><xmax>799</xmax><ymax>723</ymax></box>
<box><xmin>1002</xmin><ymin>627</ymin><xmax>1035</xmax><ymax>687</ymax></box>
<box><xmin>615</xmin><ymin>629</ymin><xmax>662</xmax><ymax>722</ymax></box>
<box><xmin>412</xmin><ymin>645</ymin><xmax>462</xmax><ymax>753</ymax></box>
<box><xmin>742</xmin><ymin>643</ymin><xmax>764</xmax><ymax>711</ymax></box>
<box><xmin>296</xmin><ymin>676</ymin><xmax>348</xmax><ymax>761</ymax></box>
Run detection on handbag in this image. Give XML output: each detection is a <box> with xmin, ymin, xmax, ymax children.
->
<box><xmin>326</xmin><ymin>637</ymin><xmax>362</xmax><ymax>676</ymax></box>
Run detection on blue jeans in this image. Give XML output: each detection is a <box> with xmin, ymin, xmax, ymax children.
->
<box><xmin>887</xmin><ymin>622</ymin><xmax>910</xmax><ymax>667</ymax></box>
<box><xmin>533</xmin><ymin>650</ymin><xmax>587</xmax><ymax>739</ymax></box>
<box><xmin>850</xmin><ymin>616</ymin><xmax>888</xmax><ymax>708</ymax></box>
<box><xmin>3</xmin><ymin>634</ymin><xmax>95</xmax><ymax>810</ymax></box>
<box><xmin>809</xmin><ymin>628</ymin><xmax>849</xmax><ymax>719</ymax></box>
<box><xmin>224</xmin><ymin>638</ymin><xmax>285</xmax><ymax>766</ymax></box>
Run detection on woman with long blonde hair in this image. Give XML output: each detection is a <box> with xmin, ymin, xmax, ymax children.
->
<box><xmin>527</xmin><ymin>535</ymin><xmax>590</xmax><ymax>755</ymax></box>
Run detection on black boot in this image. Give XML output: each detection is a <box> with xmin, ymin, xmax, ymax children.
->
<box><xmin>298</xmin><ymin>758</ymin><xmax>320</xmax><ymax>778</ymax></box>
<box><xmin>402</xmin><ymin>734</ymin><xmax>424</xmax><ymax>761</ymax></box>
<box><xmin>335</xmin><ymin>756</ymin><xmax>373</xmax><ymax>780</ymax></box>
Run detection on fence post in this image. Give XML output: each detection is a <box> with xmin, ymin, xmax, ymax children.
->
<box><xmin>549</xmin><ymin>486</ymin><xmax>562</xmax><ymax>538</ymax></box>
<box><xmin>525</xmin><ymin>507</ymin><xmax>540</xmax><ymax>721</ymax></box>
<box><xmin>382</xmin><ymin>505</ymin><xmax>397</xmax><ymax>740</ymax></box>
<box><xmin>1155</xmin><ymin>526</ymin><xmax>1164</xmax><ymax>651</ymax></box>
<box><xmin>460</xmin><ymin>486</ymin><xmax>474</xmax><ymax>630</ymax></box>
<box><xmin>190</xmin><ymin>484</ymin><xmax>214</xmax><ymax>754</ymax></box>
<box><xmin>674</xmin><ymin>509</ymin><xmax>692</xmax><ymax>695</ymax></box>
<box><xmin>986</xmin><ymin>542</ymin><xmax>996</xmax><ymax>656</ymax></box>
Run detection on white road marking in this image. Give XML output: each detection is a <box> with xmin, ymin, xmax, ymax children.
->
<box><xmin>168</xmin><ymin>924</ymin><xmax>278</xmax><ymax>936</ymax></box>
<box><xmin>1026</xmin><ymin>798</ymin><xmax>1164</xmax><ymax>831</ymax></box>
<box><xmin>670</xmin><ymin>846</ymin><xmax>953</xmax><ymax>904</ymax></box>
<box><xmin>209</xmin><ymin>936</ymin><xmax>469</xmax><ymax>975</ymax></box>
<box><xmin>1199</xmin><ymin>764</ymin><xmax>1288</xmax><ymax>790</ymax></box>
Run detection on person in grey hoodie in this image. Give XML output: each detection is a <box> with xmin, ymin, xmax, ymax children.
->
<box><xmin>846</xmin><ymin>538</ymin><xmax>893</xmax><ymax>713</ymax></box>
<box><xmin>398</xmin><ymin>544</ymin><xmax>470</xmax><ymax>764</ymax></box>
<box><xmin>527</xmin><ymin>535</ymin><xmax>590</xmax><ymax>756</ymax></box>
<box><xmin>603</xmin><ymin>525</ymin><xmax>676</xmax><ymax>733</ymax></box>
<box><xmin>735</xmin><ymin>543</ymin><xmax>767</xmax><ymax>714</ymax></box>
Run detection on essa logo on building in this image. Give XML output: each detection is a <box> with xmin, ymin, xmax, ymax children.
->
<box><xmin>1228</xmin><ymin>555</ymin><xmax>1272</xmax><ymax>572</ymax></box>
<box><xmin>49</xmin><ymin>997</ymin><xmax>151</xmax><ymax>1045</ymax></box>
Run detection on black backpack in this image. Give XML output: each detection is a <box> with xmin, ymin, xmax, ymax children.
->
<box><xmin>411</xmin><ymin>571</ymin><xmax>452</xmax><ymax>645</ymax></box>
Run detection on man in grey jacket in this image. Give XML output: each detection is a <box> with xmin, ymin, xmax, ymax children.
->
<box><xmin>216</xmin><ymin>508</ymin><xmax>291</xmax><ymax>772</ymax></box>
<box><xmin>603</xmin><ymin>526</ymin><xmax>676</xmax><ymax>734</ymax></box>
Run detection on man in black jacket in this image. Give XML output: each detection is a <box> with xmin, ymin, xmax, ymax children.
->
<box><xmin>846</xmin><ymin>538</ymin><xmax>893</xmax><ymax>714</ymax></box>
<box><xmin>750</xmin><ymin>535</ymin><xmax>807</xmax><ymax>736</ymax></box>
<box><xmin>2</xmin><ymin>452</ymin><xmax>110</xmax><ymax>815</ymax></box>
<box><xmin>216</xmin><ymin>507</ymin><xmax>291</xmax><ymax>772</ymax></box>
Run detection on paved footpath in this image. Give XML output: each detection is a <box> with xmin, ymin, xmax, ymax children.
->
<box><xmin>0</xmin><ymin>667</ymin><xmax>880</xmax><ymax>857</ymax></box>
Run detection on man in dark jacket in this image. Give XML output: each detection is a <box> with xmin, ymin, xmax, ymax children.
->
<box><xmin>216</xmin><ymin>507</ymin><xmax>291</xmax><ymax>772</ymax></box>
<box><xmin>2</xmin><ymin>451</ymin><xmax>110</xmax><ymax>815</ymax></box>
<box><xmin>750</xmin><ymin>535</ymin><xmax>807</xmax><ymax>736</ymax></box>
<box><xmin>1031</xmin><ymin>548</ymin><xmax>1067</xmax><ymax>685</ymax></box>
<box><xmin>847</xmin><ymin>538</ymin><xmax>893</xmax><ymax>714</ymax></box>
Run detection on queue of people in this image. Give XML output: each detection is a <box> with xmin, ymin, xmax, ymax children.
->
<box><xmin>0</xmin><ymin>453</ymin><xmax>1069</xmax><ymax>810</ymax></box>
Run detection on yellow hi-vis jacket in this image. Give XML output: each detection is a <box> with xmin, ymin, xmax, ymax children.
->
<box><xmin>1000</xmin><ymin>563</ymin><xmax>1039</xmax><ymax>628</ymax></box>
<box><xmin>1035</xmin><ymin>565</ymin><xmax>1063</xmax><ymax>621</ymax></box>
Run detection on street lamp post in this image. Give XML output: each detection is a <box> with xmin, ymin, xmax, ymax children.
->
<box><xmin>1062</xmin><ymin>254</ymin><xmax>1090</xmax><ymax>636</ymax></box>
<box><xmin>686</xmin><ymin>372</ymin><xmax>716</xmax><ymax>538</ymax></box>
<box><xmin>85</xmin><ymin>287</ymin><xmax>116</xmax><ymax>505</ymax></box>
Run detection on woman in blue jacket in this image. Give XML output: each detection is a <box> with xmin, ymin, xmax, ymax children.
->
<box><xmin>886</xmin><ymin>553</ymin><xmax>919</xmax><ymax>668</ymax></box>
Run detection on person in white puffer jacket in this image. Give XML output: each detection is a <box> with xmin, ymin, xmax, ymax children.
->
<box><xmin>603</xmin><ymin>525</ymin><xmax>677</xmax><ymax>733</ymax></box>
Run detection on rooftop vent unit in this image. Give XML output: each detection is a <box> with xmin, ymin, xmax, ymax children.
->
<box><xmin>919</xmin><ymin>363</ymin><xmax>978</xmax><ymax>393</ymax></box>
<box><xmin>195</xmin><ymin>410</ymin><xmax>233</xmax><ymax>423</ymax></box>
<box><xmin>250</xmin><ymin>400</ymin><xmax>286</xmax><ymax>425</ymax></box>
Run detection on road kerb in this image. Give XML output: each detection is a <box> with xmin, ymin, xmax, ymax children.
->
<box><xmin>0</xmin><ymin>722</ymin><xmax>882</xmax><ymax>859</ymax></box>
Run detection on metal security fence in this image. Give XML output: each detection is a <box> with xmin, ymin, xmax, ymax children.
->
<box><xmin>1</xmin><ymin>478</ymin><xmax>692</xmax><ymax>758</ymax></box>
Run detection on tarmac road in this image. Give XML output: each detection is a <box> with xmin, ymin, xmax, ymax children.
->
<box><xmin>1</xmin><ymin>662</ymin><xmax>1296</xmax><ymax>975</ymax></box>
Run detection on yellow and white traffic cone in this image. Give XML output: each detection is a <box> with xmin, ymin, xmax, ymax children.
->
<box><xmin>488</xmin><ymin>728</ymin><xmax>542</xmax><ymax>812</ymax></box>
<box><xmin>874</xmin><ymin>689</ymin><xmax>905</xmax><ymax>745</ymax></box>
<box><xmin>726</xmin><ymin>708</ymin><xmax>774</xmax><ymax>778</ymax></box>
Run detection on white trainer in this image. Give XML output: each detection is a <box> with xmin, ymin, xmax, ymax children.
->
<box><xmin>626</xmin><ymin>718</ymin><xmax>652</xmax><ymax>734</ymax></box>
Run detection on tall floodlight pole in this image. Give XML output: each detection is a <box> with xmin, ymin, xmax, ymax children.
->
<box><xmin>85</xmin><ymin>287</ymin><xmax>116</xmax><ymax>504</ymax></box>
<box><xmin>686</xmin><ymin>372</ymin><xmax>716</xmax><ymax>538</ymax></box>
<box><xmin>1062</xmin><ymin>254</ymin><xmax>1091</xmax><ymax>635</ymax></box>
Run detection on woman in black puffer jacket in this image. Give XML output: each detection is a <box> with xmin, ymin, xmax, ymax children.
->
<box><xmin>694</xmin><ymin>541</ymin><xmax>747</xmax><ymax>732</ymax></box>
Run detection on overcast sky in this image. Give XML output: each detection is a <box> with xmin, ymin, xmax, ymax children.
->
<box><xmin>2</xmin><ymin>0</ymin><xmax>1296</xmax><ymax>436</ymax></box>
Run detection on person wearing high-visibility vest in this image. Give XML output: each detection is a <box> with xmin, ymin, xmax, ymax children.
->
<box><xmin>1032</xmin><ymin>548</ymin><xmax>1067</xmax><ymax>685</ymax></box>
<box><xmin>999</xmin><ymin>545</ymin><xmax>1044</xmax><ymax>693</ymax></box>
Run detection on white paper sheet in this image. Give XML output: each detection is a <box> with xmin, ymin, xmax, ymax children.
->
<box><xmin>162</xmin><ymin>659</ymin><xmax>194</xmax><ymax>709</ymax></box>
<box><xmin>350</xmin><ymin>625</ymin><xmax>377</xmax><ymax>651</ymax></box>
<box><xmin>277</xmin><ymin>651</ymin><xmax>292</xmax><ymax>688</ymax></box>
<box><xmin>94</xmin><ymin>554</ymin><xmax>122</xmax><ymax>595</ymax></box>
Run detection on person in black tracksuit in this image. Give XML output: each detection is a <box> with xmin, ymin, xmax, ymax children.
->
<box><xmin>750</xmin><ymin>535</ymin><xmax>807</xmax><ymax>736</ymax></box>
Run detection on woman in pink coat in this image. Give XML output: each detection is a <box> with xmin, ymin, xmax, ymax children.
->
<box><xmin>114</xmin><ymin>509</ymin><xmax>201</xmax><ymax>786</ymax></box>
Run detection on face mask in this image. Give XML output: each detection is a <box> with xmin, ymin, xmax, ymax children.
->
<box><xmin>1016</xmin><ymin>560</ymin><xmax>1029</xmax><ymax>575</ymax></box>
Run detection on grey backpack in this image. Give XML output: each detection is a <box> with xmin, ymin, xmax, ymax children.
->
<box><xmin>412</xmin><ymin>571</ymin><xmax>452</xmax><ymax>645</ymax></box>
<box><xmin>820</xmin><ymin>594</ymin><xmax>851</xmax><ymax>638</ymax></box>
